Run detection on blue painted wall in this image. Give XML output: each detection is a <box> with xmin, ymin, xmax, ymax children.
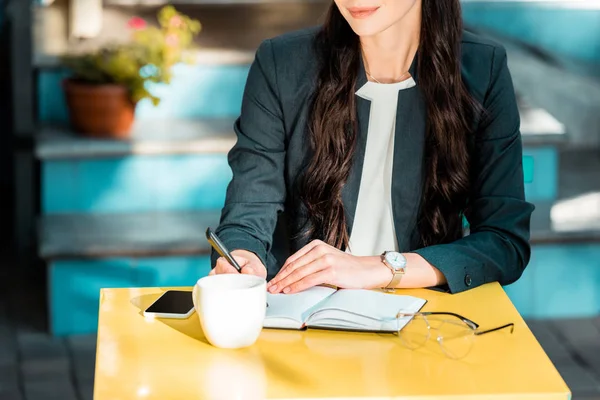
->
<box><xmin>505</xmin><ymin>244</ymin><xmax>600</xmax><ymax>319</ymax></box>
<box><xmin>49</xmin><ymin>256</ymin><xmax>212</xmax><ymax>335</ymax></box>
<box><xmin>40</xmin><ymin>150</ymin><xmax>544</xmax><ymax>215</ymax></box>
<box><xmin>49</xmin><ymin>243</ymin><xmax>600</xmax><ymax>335</ymax></box>
<box><xmin>522</xmin><ymin>147</ymin><xmax>557</xmax><ymax>202</ymax></box>
<box><xmin>462</xmin><ymin>2</ymin><xmax>600</xmax><ymax>63</ymax></box>
<box><xmin>38</xmin><ymin>69</ymin><xmax>71</xmax><ymax>124</ymax></box>
<box><xmin>42</xmin><ymin>155</ymin><xmax>232</xmax><ymax>213</ymax></box>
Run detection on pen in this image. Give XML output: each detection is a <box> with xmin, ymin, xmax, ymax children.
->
<box><xmin>206</xmin><ymin>227</ymin><xmax>242</xmax><ymax>273</ymax></box>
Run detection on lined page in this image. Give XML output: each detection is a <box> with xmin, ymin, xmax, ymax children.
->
<box><xmin>264</xmin><ymin>286</ymin><xmax>336</xmax><ymax>329</ymax></box>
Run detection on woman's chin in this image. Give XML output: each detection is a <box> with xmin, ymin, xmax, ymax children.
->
<box><xmin>346</xmin><ymin>20</ymin><xmax>388</xmax><ymax>38</ymax></box>
<box><xmin>349</xmin><ymin>25</ymin><xmax>385</xmax><ymax>38</ymax></box>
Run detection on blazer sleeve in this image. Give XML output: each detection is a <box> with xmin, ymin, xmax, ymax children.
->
<box><xmin>412</xmin><ymin>45</ymin><xmax>535</xmax><ymax>293</ymax></box>
<box><xmin>211</xmin><ymin>39</ymin><xmax>286</xmax><ymax>268</ymax></box>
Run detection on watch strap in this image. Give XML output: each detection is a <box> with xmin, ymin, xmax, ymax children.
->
<box><xmin>386</xmin><ymin>270</ymin><xmax>404</xmax><ymax>289</ymax></box>
<box><xmin>382</xmin><ymin>254</ymin><xmax>405</xmax><ymax>289</ymax></box>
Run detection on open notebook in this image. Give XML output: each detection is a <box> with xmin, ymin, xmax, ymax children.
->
<box><xmin>264</xmin><ymin>286</ymin><xmax>426</xmax><ymax>332</ymax></box>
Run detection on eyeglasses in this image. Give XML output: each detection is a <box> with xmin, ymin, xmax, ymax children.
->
<box><xmin>393</xmin><ymin>312</ymin><xmax>514</xmax><ymax>359</ymax></box>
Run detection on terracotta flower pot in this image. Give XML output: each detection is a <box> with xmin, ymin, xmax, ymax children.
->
<box><xmin>63</xmin><ymin>79</ymin><xmax>136</xmax><ymax>138</ymax></box>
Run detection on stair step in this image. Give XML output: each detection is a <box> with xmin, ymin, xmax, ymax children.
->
<box><xmin>39</xmin><ymin>210</ymin><xmax>221</xmax><ymax>259</ymax></box>
<box><xmin>518</xmin><ymin>96</ymin><xmax>567</xmax><ymax>147</ymax></box>
<box><xmin>531</xmin><ymin>201</ymin><xmax>600</xmax><ymax>244</ymax></box>
<box><xmin>35</xmin><ymin>103</ymin><xmax>563</xmax><ymax>161</ymax></box>
<box><xmin>36</xmin><ymin>118</ymin><xmax>236</xmax><ymax>159</ymax></box>
<box><xmin>38</xmin><ymin>201</ymin><xmax>600</xmax><ymax>260</ymax></box>
<box><xmin>529</xmin><ymin>148</ymin><xmax>600</xmax><ymax>244</ymax></box>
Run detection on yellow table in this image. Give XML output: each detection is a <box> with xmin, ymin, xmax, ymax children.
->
<box><xmin>94</xmin><ymin>283</ymin><xmax>570</xmax><ymax>399</ymax></box>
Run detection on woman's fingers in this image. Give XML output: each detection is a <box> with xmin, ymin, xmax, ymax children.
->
<box><xmin>269</xmin><ymin>254</ymin><xmax>333</xmax><ymax>293</ymax></box>
<box><xmin>212</xmin><ymin>254</ymin><xmax>268</xmax><ymax>279</ymax></box>
<box><xmin>273</xmin><ymin>241</ymin><xmax>337</xmax><ymax>286</ymax></box>
<box><xmin>241</xmin><ymin>266</ymin><xmax>256</xmax><ymax>275</ymax></box>
<box><xmin>213</xmin><ymin>256</ymin><xmax>248</xmax><ymax>274</ymax></box>
<box><xmin>213</xmin><ymin>258</ymin><xmax>239</xmax><ymax>274</ymax></box>
<box><xmin>232</xmin><ymin>250</ymin><xmax>268</xmax><ymax>278</ymax></box>
<box><xmin>281</xmin><ymin>240</ymin><xmax>325</xmax><ymax>268</ymax></box>
<box><xmin>284</xmin><ymin>270</ymin><xmax>332</xmax><ymax>294</ymax></box>
<box><xmin>241</xmin><ymin>264</ymin><xmax>267</xmax><ymax>278</ymax></box>
<box><xmin>268</xmin><ymin>243</ymin><xmax>327</xmax><ymax>288</ymax></box>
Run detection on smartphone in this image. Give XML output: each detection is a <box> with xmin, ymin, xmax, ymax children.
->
<box><xmin>143</xmin><ymin>290</ymin><xmax>195</xmax><ymax>319</ymax></box>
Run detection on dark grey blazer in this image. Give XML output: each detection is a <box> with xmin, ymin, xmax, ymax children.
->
<box><xmin>211</xmin><ymin>27</ymin><xmax>535</xmax><ymax>294</ymax></box>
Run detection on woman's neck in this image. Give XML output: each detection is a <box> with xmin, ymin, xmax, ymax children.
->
<box><xmin>360</xmin><ymin>2</ymin><xmax>421</xmax><ymax>84</ymax></box>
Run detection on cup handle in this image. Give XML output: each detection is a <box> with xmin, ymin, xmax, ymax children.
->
<box><xmin>192</xmin><ymin>284</ymin><xmax>198</xmax><ymax>310</ymax></box>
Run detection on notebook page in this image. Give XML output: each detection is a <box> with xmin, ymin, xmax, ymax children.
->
<box><xmin>264</xmin><ymin>286</ymin><xmax>336</xmax><ymax>329</ymax></box>
<box><xmin>306</xmin><ymin>289</ymin><xmax>426</xmax><ymax>331</ymax></box>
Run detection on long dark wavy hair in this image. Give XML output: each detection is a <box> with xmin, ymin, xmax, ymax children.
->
<box><xmin>299</xmin><ymin>0</ymin><xmax>481</xmax><ymax>249</ymax></box>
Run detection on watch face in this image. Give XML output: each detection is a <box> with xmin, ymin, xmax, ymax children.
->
<box><xmin>385</xmin><ymin>251</ymin><xmax>406</xmax><ymax>270</ymax></box>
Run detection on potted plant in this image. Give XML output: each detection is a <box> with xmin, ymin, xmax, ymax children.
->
<box><xmin>62</xmin><ymin>6</ymin><xmax>201</xmax><ymax>138</ymax></box>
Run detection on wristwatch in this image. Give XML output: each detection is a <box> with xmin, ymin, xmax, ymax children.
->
<box><xmin>382</xmin><ymin>251</ymin><xmax>407</xmax><ymax>289</ymax></box>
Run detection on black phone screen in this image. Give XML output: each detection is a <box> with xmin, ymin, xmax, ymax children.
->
<box><xmin>145</xmin><ymin>290</ymin><xmax>194</xmax><ymax>314</ymax></box>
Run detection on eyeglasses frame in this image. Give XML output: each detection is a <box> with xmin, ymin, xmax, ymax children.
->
<box><xmin>394</xmin><ymin>311</ymin><xmax>514</xmax><ymax>341</ymax></box>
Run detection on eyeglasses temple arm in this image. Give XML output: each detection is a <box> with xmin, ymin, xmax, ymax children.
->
<box><xmin>419</xmin><ymin>311</ymin><xmax>479</xmax><ymax>329</ymax></box>
<box><xmin>474</xmin><ymin>323</ymin><xmax>515</xmax><ymax>336</ymax></box>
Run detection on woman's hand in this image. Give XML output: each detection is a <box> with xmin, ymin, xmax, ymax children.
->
<box><xmin>210</xmin><ymin>249</ymin><xmax>267</xmax><ymax>279</ymax></box>
<box><xmin>267</xmin><ymin>240</ymin><xmax>392</xmax><ymax>294</ymax></box>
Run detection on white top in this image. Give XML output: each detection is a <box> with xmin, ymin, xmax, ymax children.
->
<box><xmin>347</xmin><ymin>77</ymin><xmax>417</xmax><ymax>256</ymax></box>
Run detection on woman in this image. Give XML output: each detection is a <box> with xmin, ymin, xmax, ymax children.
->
<box><xmin>210</xmin><ymin>0</ymin><xmax>534</xmax><ymax>295</ymax></box>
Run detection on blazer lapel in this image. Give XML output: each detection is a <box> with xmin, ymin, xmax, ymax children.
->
<box><xmin>341</xmin><ymin>56</ymin><xmax>370</xmax><ymax>243</ymax></box>
<box><xmin>392</xmin><ymin>55</ymin><xmax>427</xmax><ymax>251</ymax></box>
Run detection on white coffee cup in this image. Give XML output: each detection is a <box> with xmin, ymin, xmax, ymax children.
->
<box><xmin>192</xmin><ymin>274</ymin><xmax>266</xmax><ymax>349</ymax></box>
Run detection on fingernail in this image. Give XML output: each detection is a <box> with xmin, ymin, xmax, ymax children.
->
<box><xmin>283</xmin><ymin>287</ymin><xmax>290</xmax><ymax>294</ymax></box>
<box><xmin>269</xmin><ymin>285</ymin><xmax>277</xmax><ymax>293</ymax></box>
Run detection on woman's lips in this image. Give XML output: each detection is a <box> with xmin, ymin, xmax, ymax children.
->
<box><xmin>348</xmin><ymin>6</ymin><xmax>380</xmax><ymax>19</ymax></box>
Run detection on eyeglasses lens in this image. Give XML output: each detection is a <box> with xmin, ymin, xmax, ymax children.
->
<box><xmin>437</xmin><ymin>319</ymin><xmax>475</xmax><ymax>359</ymax></box>
<box><xmin>397</xmin><ymin>315</ymin><xmax>429</xmax><ymax>349</ymax></box>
